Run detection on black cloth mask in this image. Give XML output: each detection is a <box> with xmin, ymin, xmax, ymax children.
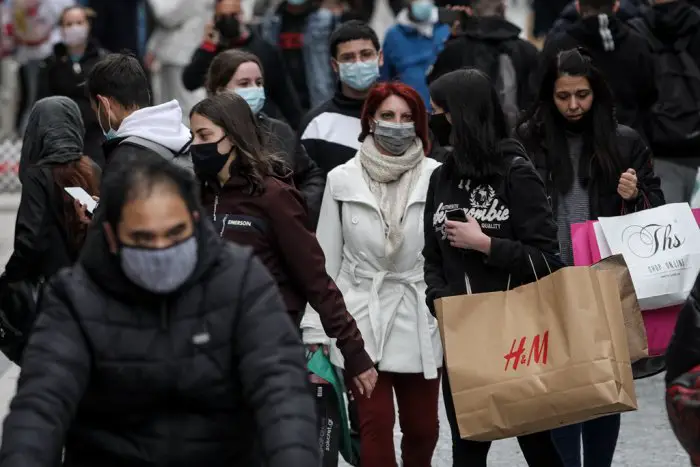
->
<box><xmin>430</xmin><ymin>113</ymin><xmax>452</xmax><ymax>147</ymax></box>
<box><xmin>191</xmin><ymin>138</ymin><xmax>230</xmax><ymax>179</ymax></box>
<box><xmin>216</xmin><ymin>15</ymin><xmax>241</xmax><ymax>39</ymax></box>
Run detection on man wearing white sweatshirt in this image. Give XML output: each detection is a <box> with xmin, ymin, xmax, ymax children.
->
<box><xmin>84</xmin><ymin>53</ymin><xmax>193</xmax><ymax>175</ymax></box>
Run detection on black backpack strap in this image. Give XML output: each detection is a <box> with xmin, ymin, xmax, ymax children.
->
<box><xmin>120</xmin><ymin>136</ymin><xmax>175</xmax><ymax>161</ymax></box>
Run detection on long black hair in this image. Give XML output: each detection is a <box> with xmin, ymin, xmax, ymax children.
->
<box><xmin>516</xmin><ymin>48</ymin><xmax>624</xmax><ymax>193</ymax></box>
<box><xmin>429</xmin><ymin>68</ymin><xmax>509</xmax><ymax>179</ymax></box>
<box><xmin>190</xmin><ymin>93</ymin><xmax>286</xmax><ymax>194</ymax></box>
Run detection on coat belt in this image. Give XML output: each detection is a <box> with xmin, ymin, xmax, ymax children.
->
<box><xmin>341</xmin><ymin>261</ymin><xmax>438</xmax><ymax>379</ymax></box>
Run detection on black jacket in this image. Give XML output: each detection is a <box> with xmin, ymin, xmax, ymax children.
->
<box><xmin>519</xmin><ymin>124</ymin><xmax>665</xmax><ymax>219</ymax></box>
<box><xmin>0</xmin><ymin>219</ymin><xmax>319</xmax><ymax>467</ymax></box>
<box><xmin>634</xmin><ymin>1</ymin><xmax>700</xmax><ymax>68</ymax></box>
<box><xmin>258</xmin><ymin>113</ymin><xmax>325</xmax><ymax>226</ymax></box>
<box><xmin>4</xmin><ymin>98</ymin><xmax>99</xmax><ymax>286</ymax></box>
<box><xmin>88</xmin><ymin>0</ymin><xmax>142</xmax><ymax>58</ymax></box>
<box><xmin>667</xmin><ymin>272</ymin><xmax>700</xmax><ymax>384</ymax></box>
<box><xmin>428</xmin><ymin>16</ymin><xmax>539</xmax><ymax>112</ymax></box>
<box><xmin>422</xmin><ymin>141</ymin><xmax>561</xmax><ymax>315</ymax></box>
<box><xmin>550</xmin><ymin>0</ymin><xmax>644</xmax><ymax>36</ymax></box>
<box><xmin>542</xmin><ymin>15</ymin><xmax>658</xmax><ymax>141</ymax></box>
<box><xmin>182</xmin><ymin>30</ymin><xmax>303</xmax><ymax>130</ymax></box>
<box><xmin>38</xmin><ymin>40</ymin><xmax>107</xmax><ymax>168</ymax></box>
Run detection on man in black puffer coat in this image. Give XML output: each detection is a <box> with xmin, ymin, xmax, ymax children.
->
<box><xmin>0</xmin><ymin>155</ymin><xmax>319</xmax><ymax>467</ymax></box>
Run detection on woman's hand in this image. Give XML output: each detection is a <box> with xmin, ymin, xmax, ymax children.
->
<box><xmin>445</xmin><ymin>217</ymin><xmax>491</xmax><ymax>253</ymax></box>
<box><xmin>74</xmin><ymin>195</ymin><xmax>99</xmax><ymax>226</ymax></box>
<box><xmin>352</xmin><ymin>367</ymin><xmax>378</xmax><ymax>399</ymax></box>
<box><xmin>618</xmin><ymin>168</ymin><xmax>639</xmax><ymax>201</ymax></box>
<box><xmin>203</xmin><ymin>21</ymin><xmax>220</xmax><ymax>44</ymax></box>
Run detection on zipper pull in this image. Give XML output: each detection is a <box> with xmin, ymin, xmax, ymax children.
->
<box><xmin>213</xmin><ymin>195</ymin><xmax>219</xmax><ymax>222</ymax></box>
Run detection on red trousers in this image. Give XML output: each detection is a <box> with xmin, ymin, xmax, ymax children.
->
<box><xmin>345</xmin><ymin>370</ymin><xmax>441</xmax><ymax>467</ymax></box>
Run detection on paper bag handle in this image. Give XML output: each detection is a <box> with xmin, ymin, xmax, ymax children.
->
<box><xmin>506</xmin><ymin>253</ymin><xmax>553</xmax><ymax>291</ymax></box>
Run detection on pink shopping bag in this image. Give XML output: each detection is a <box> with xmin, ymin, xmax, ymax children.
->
<box><xmin>571</xmin><ymin>210</ymin><xmax>700</xmax><ymax>356</ymax></box>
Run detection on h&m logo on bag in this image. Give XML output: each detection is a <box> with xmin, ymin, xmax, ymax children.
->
<box><xmin>504</xmin><ymin>331</ymin><xmax>549</xmax><ymax>372</ymax></box>
<box><xmin>622</xmin><ymin>223</ymin><xmax>685</xmax><ymax>259</ymax></box>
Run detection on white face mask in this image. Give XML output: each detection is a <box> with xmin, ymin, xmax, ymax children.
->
<box><xmin>62</xmin><ymin>24</ymin><xmax>89</xmax><ymax>46</ymax></box>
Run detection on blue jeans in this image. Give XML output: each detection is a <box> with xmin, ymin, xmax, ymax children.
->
<box><xmin>552</xmin><ymin>414</ymin><xmax>621</xmax><ymax>467</ymax></box>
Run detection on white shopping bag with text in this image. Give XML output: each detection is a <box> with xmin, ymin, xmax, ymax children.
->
<box><xmin>597</xmin><ymin>203</ymin><xmax>700</xmax><ymax>310</ymax></box>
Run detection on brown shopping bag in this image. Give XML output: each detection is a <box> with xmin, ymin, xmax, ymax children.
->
<box><xmin>591</xmin><ymin>255</ymin><xmax>648</xmax><ymax>363</ymax></box>
<box><xmin>434</xmin><ymin>267</ymin><xmax>637</xmax><ymax>442</ymax></box>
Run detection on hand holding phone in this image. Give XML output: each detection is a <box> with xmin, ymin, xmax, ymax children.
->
<box><xmin>65</xmin><ymin>187</ymin><xmax>97</xmax><ymax>214</ymax></box>
<box><xmin>446</xmin><ymin>209</ymin><xmax>468</xmax><ymax>222</ymax></box>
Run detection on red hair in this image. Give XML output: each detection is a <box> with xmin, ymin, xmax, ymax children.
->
<box><xmin>360</xmin><ymin>82</ymin><xmax>431</xmax><ymax>154</ymax></box>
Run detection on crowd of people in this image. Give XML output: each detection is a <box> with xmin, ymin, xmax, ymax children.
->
<box><xmin>0</xmin><ymin>0</ymin><xmax>700</xmax><ymax>466</ymax></box>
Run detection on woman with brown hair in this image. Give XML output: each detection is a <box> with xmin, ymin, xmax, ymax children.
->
<box><xmin>0</xmin><ymin>96</ymin><xmax>100</xmax><ymax>362</ymax></box>
<box><xmin>189</xmin><ymin>92</ymin><xmax>378</xmax><ymax>397</ymax></box>
<box><xmin>205</xmin><ymin>49</ymin><xmax>325</xmax><ymax>226</ymax></box>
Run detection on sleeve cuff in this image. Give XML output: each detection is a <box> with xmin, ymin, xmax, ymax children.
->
<box><xmin>485</xmin><ymin>237</ymin><xmax>508</xmax><ymax>268</ymax></box>
<box><xmin>301</xmin><ymin>329</ymin><xmax>331</xmax><ymax>346</ymax></box>
<box><xmin>200</xmin><ymin>41</ymin><xmax>217</xmax><ymax>53</ymax></box>
<box><xmin>341</xmin><ymin>349</ymin><xmax>374</xmax><ymax>377</ymax></box>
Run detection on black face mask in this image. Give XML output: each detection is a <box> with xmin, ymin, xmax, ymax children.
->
<box><xmin>216</xmin><ymin>15</ymin><xmax>240</xmax><ymax>39</ymax></box>
<box><xmin>191</xmin><ymin>138</ymin><xmax>230</xmax><ymax>179</ymax></box>
<box><xmin>430</xmin><ymin>113</ymin><xmax>452</xmax><ymax>147</ymax></box>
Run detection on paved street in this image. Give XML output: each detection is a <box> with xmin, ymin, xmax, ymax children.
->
<box><xmin>0</xmin><ymin>195</ymin><xmax>684</xmax><ymax>465</ymax></box>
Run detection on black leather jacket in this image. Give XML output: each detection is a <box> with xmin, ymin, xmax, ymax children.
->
<box><xmin>258</xmin><ymin>113</ymin><xmax>325</xmax><ymax>228</ymax></box>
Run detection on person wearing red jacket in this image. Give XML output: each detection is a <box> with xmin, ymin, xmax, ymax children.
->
<box><xmin>188</xmin><ymin>91</ymin><xmax>378</xmax><ymax>395</ymax></box>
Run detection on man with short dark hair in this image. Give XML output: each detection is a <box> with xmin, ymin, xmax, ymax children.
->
<box><xmin>542</xmin><ymin>0</ymin><xmax>657</xmax><ymax>142</ymax></box>
<box><xmin>299</xmin><ymin>20</ymin><xmax>382</xmax><ymax>176</ymax></box>
<box><xmin>86</xmin><ymin>53</ymin><xmax>193</xmax><ymax>174</ymax></box>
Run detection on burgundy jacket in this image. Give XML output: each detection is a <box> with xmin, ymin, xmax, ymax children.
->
<box><xmin>200</xmin><ymin>173</ymin><xmax>373</xmax><ymax>376</ymax></box>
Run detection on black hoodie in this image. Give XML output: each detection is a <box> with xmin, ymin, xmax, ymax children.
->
<box><xmin>0</xmin><ymin>216</ymin><xmax>320</xmax><ymax>467</ymax></box>
<box><xmin>635</xmin><ymin>1</ymin><xmax>700</xmax><ymax>70</ymax></box>
<box><xmin>4</xmin><ymin>97</ymin><xmax>98</xmax><ymax>286</ymax></box>
<box><xmin>543</xmin><ymin>14</ymin><xmax>657</xmax><ymax>142</ymax></box>
<box><xmin>428</xmin><ymin>16</ymin><xmax>539</xmax><ymax>111</ymax></box>
<box><xmin>627</xmin><ymin>1</ymin><xmax>700</xmax><ymax>159</ymax></box>
<box><xmin>422</xmin><ymin>141</ymin><xmax>562</xmax><ymax>315</ymax></box>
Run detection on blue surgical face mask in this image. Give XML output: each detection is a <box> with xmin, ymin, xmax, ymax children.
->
<box><xmin>97</xmin><ymin>102</ymin><xmax>118</xmax><ymax>140</ymax></box>
<box><xmin>338</xmin><ymin>59</ymin><xmax>380</xmax><ymax>91</ymax></box>
<box><xmin>233</xmin><ymin>86</ymin><xmax>266</xmax><ymax>115</ymax></box>
<box><xmin>410</xmin><ymin>0</ymin><xmax>434</xmax><ymax>22</ymax></box>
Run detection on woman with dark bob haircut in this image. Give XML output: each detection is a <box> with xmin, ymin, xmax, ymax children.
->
<box><xmin>302</xmin><ymin>82</ymin><xmax>442</xmax><ymax>466</ymax></box>
<box><xmin>516</xmin><ymin>47</ymin><xmax>664</xmax><ymax>467</ymax></box>
<box><xmin>424</xmin><ymin>68</ymin><xmax>565</xmax><ymax>466</ymax></box>
<box><xmin>188</xmin><ymin>92</ymin><xmax>378</xmax><ymax>398</ymax></box>
<box><xmin>205</xmin><ymin>49</ymin><xmax>325</xmax><ymax>226</ymax></box>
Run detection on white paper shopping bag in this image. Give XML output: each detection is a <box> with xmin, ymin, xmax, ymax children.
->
<box><xmin>597</xmin><ymin>203</ymin><xmax>700</xmax><ymax>310</ymax></box>
<box><xmin>593</xmin><ymin>222</ymin><xmax>613</xmax><ymax>260</ymax></box>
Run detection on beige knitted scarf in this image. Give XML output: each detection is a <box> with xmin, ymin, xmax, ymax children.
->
<box><xmin>359</xmin><ymin>136</ymin><xmax>424</xmax><ymax>262</ymax></box>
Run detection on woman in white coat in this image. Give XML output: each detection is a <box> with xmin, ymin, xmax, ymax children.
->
<box><xmin>301</xmin><ymin>82</ymin><xmax>442</xmax><ymax>467</ymax></box>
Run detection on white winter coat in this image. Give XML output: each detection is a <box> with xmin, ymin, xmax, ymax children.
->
<box><xmin>301</xmin><ymin>155</ymin><xmax>443</xmax><ymax>379</ymax></box>
<box><xmin>146</xmin><ymin>0</ymin><xmax>214</xmax><ymax>66</ymax></box>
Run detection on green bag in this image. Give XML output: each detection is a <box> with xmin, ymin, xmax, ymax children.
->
<box><xmin>306</xmin><ymin>349</ymin><xmax>360</xmax><ymax>466</ymax></box>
